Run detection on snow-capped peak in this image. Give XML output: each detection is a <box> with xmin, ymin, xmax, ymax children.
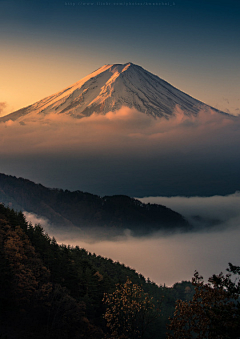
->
<box><xmin>0</xmin><ymin>62</ymin><xmax>227</xmax><ymax>123</ymax></box>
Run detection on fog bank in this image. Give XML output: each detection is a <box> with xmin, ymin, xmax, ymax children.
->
<box><xmin>24</xmin><ymin>193</ymin><xmax>240</xmax><ymax>286</ymax></box>
<box><xmin>1</xmin><ymin>108</ymin><xmax>240</xmax><ymax>197</ymax></box>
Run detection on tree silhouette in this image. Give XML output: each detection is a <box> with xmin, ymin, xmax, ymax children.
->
<box><xmin>167</xmin><ymin>264</ymin><xmax>240</xmax><ymax>339</ymax></box>
<box><xmin>103</xmin><ymin>278</ymin><xmax>160</xmax><ymax>339</ymax></box>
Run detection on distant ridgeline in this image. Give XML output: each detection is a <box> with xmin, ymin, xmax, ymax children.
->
<box><xmin>0</xmin><ymin>203</ymin><xmax>194</xmax><ymax>338</ymax></box>
<box><xmin>0</xmin><ymin>173</ymin><xmax>190</xmax><ymax>235</ymax></box>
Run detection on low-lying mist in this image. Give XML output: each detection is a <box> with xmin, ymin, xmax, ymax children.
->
<box><xmin>1</xmin><ymin>107</ymin><xmax>240</xmax><ymax>196</ymax></box>
<box><xmin>24</xmin><ymin>192</ymin><xmax>240</xmax><ymax>286</ymax></box>
<box><xmin>2</xmin><ymin>106</ymin><xmax>240</xmax><ymax>285</ymax></box>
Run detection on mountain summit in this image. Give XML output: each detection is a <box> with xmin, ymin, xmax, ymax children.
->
<box><xmin>0</xmin><ymin>62</ymin><xmax>226</xmax><ymax>122</ymax></box>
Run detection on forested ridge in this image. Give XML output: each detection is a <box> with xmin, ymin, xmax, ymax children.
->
<box><xmin>0</xmin><ymin>203</ymin><xmax>194</xmax><ymax>338</ymax></box>
<box><xmin>0</xmin><ymin>173</ymin><xmax>190</xmax><ymax>235</ymax></box>
<box><xmin>1</xmin><ymin>203</ymin><xmax>239</xmax><ymax>338</ymax></box>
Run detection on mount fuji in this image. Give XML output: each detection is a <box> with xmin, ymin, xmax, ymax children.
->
<box><xmin>0</xmin><ymin>62</ymin><xmax>227</xmax><ymax>123</ymax></box>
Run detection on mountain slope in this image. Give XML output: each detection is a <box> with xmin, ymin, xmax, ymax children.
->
<box><xmin>0</xmin><ymin>173</ymin><xmax>190</xmax><ymax>235</ymax></box>
<box><xmin>0</xmin><ymin>63</ymin><xmax>227</xmax><ymax>123</ymax></box>
<box><xmin>0</xmin><ymin>203</ymin><xmax>195</xmax><ymax>338</ymax></box>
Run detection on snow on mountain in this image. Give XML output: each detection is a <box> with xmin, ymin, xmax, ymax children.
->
<box><xmin>0</xmin><ymin>62</ymin><xmax>227</xmax><ymax>123</ymax></box>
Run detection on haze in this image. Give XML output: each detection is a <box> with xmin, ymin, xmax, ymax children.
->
<box><xmin>1</xmin><ymin>107</ymin><xmax>240</xmax><ymax>197</ymax></box>
<box><xmin>24</xmin><ymin>192</ymin><xmax>240</xmax><ymax>287</ymax></box>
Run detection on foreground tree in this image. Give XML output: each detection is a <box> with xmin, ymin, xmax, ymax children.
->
<box><xmin>167</xmin><ymin>264</ymin><xmax>240</xmax><ymax>339</ymax></box>
<box><xmin>103</xmin><ymin>278</ymin><xmax>160</xmax><ymax>339</ymax></box>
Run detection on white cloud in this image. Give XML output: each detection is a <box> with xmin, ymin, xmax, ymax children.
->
<box><xmin>23</xmin><ymin>193</ymin><xmax>240</xmax><ymax>287</ymax></box>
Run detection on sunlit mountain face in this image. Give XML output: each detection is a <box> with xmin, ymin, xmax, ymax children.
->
<box><xmin>0</xmin><ymin>62</ymin><xmax>227</xmax><ymax>124</ymax></box>
<box><xmin>0</xmin><ymin>62</ymin><xmax>239</xmax><ymax>198</ymax></box>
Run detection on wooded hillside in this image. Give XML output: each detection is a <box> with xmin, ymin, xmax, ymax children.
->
<box><xmin>0</xmin><ymin>204</ymin><xmax>194</xmax><ymax>338</ymax></box>
<box><xmin>0</xmin><ymin>173</ymin><xmax>190</xmax><ymax>235</ymax></box>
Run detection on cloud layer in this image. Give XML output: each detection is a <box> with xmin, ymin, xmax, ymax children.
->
<box><xmin>1</xmin><ymin>107</ymin><xmax>240</xmax><ymax>196</ymax></box>
<box><xmin>24</xmin><ymin>192</ymin><xmax>240</xmax><ymax>287</ymax></box>
<box><xmin>1</xmin><ymin>106</ymin><xmax>240</xmax><ymax>154</ymax></box>
<box><xmin>140</xmin><ymin>191</ymin><xmax>240</xmax><ymax>230</ymax></box>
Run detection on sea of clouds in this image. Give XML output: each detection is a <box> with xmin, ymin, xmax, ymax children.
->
<box><xmin>0</xmin><ymin>106</ymin><xmax>240</xmax><ymax>196</ymax></box>
<box><xmin>2</xmin><ymin>106</ymin><xmax>240</xmax><ymax>285</ymax></box>
<box><xmin>24</xmin><ymin>192</ymin><xmax>240</xmax><ymax>287</ymax></box>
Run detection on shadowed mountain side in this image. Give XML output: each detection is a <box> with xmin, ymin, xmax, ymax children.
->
<box><xmin>0</xmin><ymin>173</ymin><xmax>190</xmax><ymax>235</ymax></box>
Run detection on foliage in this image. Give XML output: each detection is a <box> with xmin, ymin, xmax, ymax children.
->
<box><xmin>0</xmin><ymin>204</ymin><xmax>103</xmax><ymax>338</ymax></box>
<box><xmin>103</xmin><ymin>278</ymin><xmax>161</xmax><ymax>339</ymax></box>
<box><xmin>167</xmin><ymin>265</ymin><xmax>240</xmax><ymax>339</ymax></box>
<box><xmin>0</xmin><ymin>203</ymin><xmax>193</xmax><ymax>338</ymax></box>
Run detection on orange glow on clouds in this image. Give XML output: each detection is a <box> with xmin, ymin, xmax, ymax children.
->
<box><xmin>0</xmin><ymin>106</ymin><xmax>239</xmax><ymax>157</ymax></box>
